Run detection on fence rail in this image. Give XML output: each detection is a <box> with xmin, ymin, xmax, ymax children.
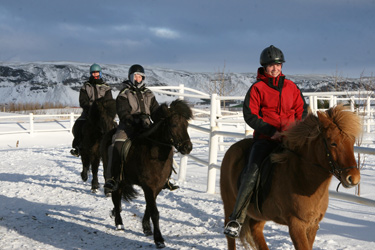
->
<box><xmin>1</xmin><ymin>84</ymin><xmax>375</xmax><ymax>206</ymax></box>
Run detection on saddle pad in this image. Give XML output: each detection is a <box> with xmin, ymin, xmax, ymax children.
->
<box><xmin>121</xmin><ymin>139</ymin><xmax>132</xmax><ymax>162</ymax></box>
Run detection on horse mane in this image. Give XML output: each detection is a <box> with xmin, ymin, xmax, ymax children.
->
<box><xmin>272</xmin><ymin>104</ymin><xmax>362</xmax><ymax>163</ymax></box>
<box><xmin>152</xmin><ymin>99</ymin><xmax>193</xmax><ymax>123</ymax></box>
<box><xmin>88</xmin><ymin>98</ymin><xmax>116</xmax><ymax>124</ymax></box>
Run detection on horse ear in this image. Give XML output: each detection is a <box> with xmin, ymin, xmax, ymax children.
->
<box><xmin>152</xmin><ymin>103</ymin><xmax>169</xmax><ymax>122</ymax></box>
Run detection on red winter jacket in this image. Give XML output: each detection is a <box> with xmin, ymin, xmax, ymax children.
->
<box><xmin>243</xmin><ymin>67</ymin><xmax>308</xmax><ymax>139</ymax></box>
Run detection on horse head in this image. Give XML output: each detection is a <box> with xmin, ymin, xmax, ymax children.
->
<box><xmin>89</xmin><ymin>98</ymin><xmax>117</xmax><ymax>134</ymax></box>
<box><xmin>153</xmin><ymin>99</ymin><xmax>193</xmax><ymax>155</ymax></box>
<box><xmin>317</xmin><ymin>105</ymin><xmax>362</xmax><ymax>188</ymax></box>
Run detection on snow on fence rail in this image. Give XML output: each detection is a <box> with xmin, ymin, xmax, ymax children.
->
<box><xmin>1</xmin><ymin>85</ymin><xmax>375</xmax><ymax>206</ymax></box>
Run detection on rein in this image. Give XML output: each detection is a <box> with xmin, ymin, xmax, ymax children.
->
<box><xmin>138</xmin><ymin>116</ymin><xmax>188</xmax><ymax>152</ymax></box>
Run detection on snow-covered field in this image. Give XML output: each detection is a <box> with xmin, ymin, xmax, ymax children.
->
<box><xmin>0</xmin><ymin>119</ymin><xmax>375</xmax><ymax>249</ymax></box>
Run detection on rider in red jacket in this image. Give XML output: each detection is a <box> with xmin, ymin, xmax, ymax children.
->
<box><xmin>224</xmin><ymin>45</ymin><xmax>308</xmax><ymax>238</ymax></box>
<box><xmin>243</xmin><ymin>65</ymin><xmax>307</xmax><ymax>140</ymax></box>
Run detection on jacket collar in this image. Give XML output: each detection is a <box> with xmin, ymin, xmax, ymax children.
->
<box><xmin>256</xmin><ymin>67</ymin><xmax>285</xmax><ymax>90</ymax></box>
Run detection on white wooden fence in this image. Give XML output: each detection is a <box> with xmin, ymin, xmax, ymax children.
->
<box><xmin>1</xmin><ymin>84</ymin><xmax>375</xmax><ymax>206</ymax></box>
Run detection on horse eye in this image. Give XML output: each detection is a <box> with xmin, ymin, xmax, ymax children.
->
<box><xmin>331</xmin><ymin>143</ymin><xmax>337</xmax><ymax>147</ymax></box>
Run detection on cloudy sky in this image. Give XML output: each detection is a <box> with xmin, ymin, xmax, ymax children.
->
<box><xmin>0</xmin><ymin>0</ymin><xmax>374</xmax><ymax>77</ymax></box>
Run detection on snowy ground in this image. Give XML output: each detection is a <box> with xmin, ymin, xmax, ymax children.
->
<box><xmin>0</xmin><ymin>120</ymin><xmax>375</xmax><ymax>249</ymax></box>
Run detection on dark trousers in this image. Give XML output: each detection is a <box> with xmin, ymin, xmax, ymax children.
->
<box><xmin>229</xmin><ymin>139</ymin><xmax>278</xmax><ymax>223</ymax></box>
<box><xmin>106</xmin><ymin>141</ymin><xmax>124</xmax><ymax>181</ymax></box>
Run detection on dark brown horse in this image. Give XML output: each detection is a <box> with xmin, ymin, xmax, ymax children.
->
<box><xmin>102</xmin><ymin>99</ymin><xmax>193</xmax><ymax>249</ymax></box>
<box><xmin>220</xmin><ymin>105</ymin><xmax>362</xmax><ymax>250</ymax></box>
<box><xmin>80</xmin><ymin>98</ymin><xmax>117</xmax><ymax>192</ymax></box>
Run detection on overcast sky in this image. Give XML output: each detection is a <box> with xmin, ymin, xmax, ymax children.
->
<box><xmin>0</xmin><ymin>0</ymin><xmax>374</xmax><ymax>77</ymax></box>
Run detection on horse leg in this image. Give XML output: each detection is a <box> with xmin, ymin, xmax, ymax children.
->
<box><xmin>225</xmin><ymin>236</ymin><xmax>236</xmax><ymax>250</ymax></box>
<box><xmin>143</xmin><ymin>186</ymin><xmax>165</xmax><ymax>248</ymax></box>
<box><xmin>223</xmin><ymin>204</ymin><xmax>237</xmax><ymax>250</ymax></box>
<box><xmin>111</xmin><ymin>188</ymin><xmax>124</xmax><ymax>230</ymax></box>
<box><xmin>249</xmin><ymin>219</ymin><xmax>268</xmax><ymax>250</ymax></box>
<box><xmin>80</xmin><ymin>154</ymin><xmax>90</xmax><ymax>182</ymax></box>
<box><xmin>91</xmin><ymin>155</ymin><xmax>100</xmax><ymax>192</ymax></box>
<box><xmin>288</xmin><ymin>217</ymin><xmax>311</xmax><ymax>250</ymax></box>
<box><xmin>142</xmin><ymin>205</ymin><xmax>152</xmax><ymax>236</ymax></box>
<box><xmin>306</xmin><ymin>222</ymin><xmax>320</xmax><ymax>249</ymax></box>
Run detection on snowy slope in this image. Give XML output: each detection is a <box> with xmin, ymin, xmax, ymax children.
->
<box><xmin>1</xmin><ymin>61</ymin><xmax>372</xmax><ymax>107</ymax></box>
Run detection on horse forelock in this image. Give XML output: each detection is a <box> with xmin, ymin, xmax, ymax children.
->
<box><xmin>324</xmin><ymin>104</ymin><xmax>362</xmax><ymax>140</ymax></box>
<box><xmin>169</xmin><ymin>99</ymin><xmax>193</xmax><ymax>120</ymax></box>
<box><xmin>88</xmin><ymin>98</ymin><xmax>116</xmax><ymax>128</ymax></box>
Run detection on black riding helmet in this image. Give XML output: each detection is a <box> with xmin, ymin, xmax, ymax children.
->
<box><xmin>260</xmin><ymin>45</ymin><xmax>285</xmax><ymax>66</ymax></box>
<box><xmin>128</xmin><ymin>64</ymin><xmax>145</xmax><ymax>81</ymax></box>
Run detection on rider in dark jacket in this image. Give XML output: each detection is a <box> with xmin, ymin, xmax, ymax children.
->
<box><xmin>104</xmin><ymin>64</ymin><xmax>179</xmax><ymax>192</ymax></box>
<box><xmin>70</xmin><ymin>63</ymin><xmax>113</xmax><ymax>157</ymax></box>
<box><xmin>224</xmin><ymin>45</ymin><xmax>308</xmax><ymax>238</ymax></box>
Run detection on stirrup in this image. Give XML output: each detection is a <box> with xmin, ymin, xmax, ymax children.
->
<box><xmin>70</xmin><ymin>148</ymin><xmax>80</xmax><ymax>157</ymax></box>
<box><xmin>163</xmin><ymin>180</ymin><xmax>179</xmax><ymax>191</ymax></box>
<box><xmin>224</xmin><ymin>220</ymin><xmax>242</xmax><ymax>238</ymax></box>
<box><xmin>104</xmin><ymin>179</ymin><xmax>118</xmax><ymax>192</ymax></box>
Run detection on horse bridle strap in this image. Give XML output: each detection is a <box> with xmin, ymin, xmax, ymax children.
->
<box><xmin>139</xmin><ymin>116</ymin><xmax>188</xmax><ymax>152</ymax></box>
<box><xmin>283</xmin><ymin>137</ymin><xmax>355</xmax><ymax>191</ymax></box>
<box><xmin>321</xmin><ymin>137</ymin><xmax>357</xmax><ymax>191</ymax></box>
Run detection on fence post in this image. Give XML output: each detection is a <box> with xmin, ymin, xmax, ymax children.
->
<box><xmin>207</xmin><ymin>94</ymin><xmax>218</xmax><ymax>194</ymax></box>
<box><xmin>309</xmin><ymin>95</ymin><xmax>317</xmax><ymax>113</ymax></box>
<box><xmin>70</xmin><ymin>113</ymin><xmax>75</xmax><ymax>133</ymax></box>
<box><xmin>178</xmin><ymin>154</ymin><xmax>188</xmax><ymax>183</ymax></box>
<box><xmin>179</xmin><ymin>84</ymin><xmax>184</xmax><ymax>100</ymax></box>
<box><xmin>350</xmin><ymin>96</ymin><xmax>355</xmax><ymax>111</ymax></box>
<box><xmin>367</xmin><ymin>96</ymin><xmax>371</xmax><ymax>133</ymax></box>
<box><xmin>29</xmin><ymin>113</ymin><xmax>34</xmax><ymax>135</ymax></box>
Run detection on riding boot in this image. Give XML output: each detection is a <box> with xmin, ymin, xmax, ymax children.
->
<box><xmin>104</xmin><ymin>141</ymin><xmax>123</xmax><ymax>192</ymax></box>
<box><xmin>104</xmin><ymin>143</ymin><xmax>116</xmax><ymax>191</ymax></box>
<box><xmin>224</xmin><ymin>162</ymin><xmax>259</xmax><ymax>238</ymax></box>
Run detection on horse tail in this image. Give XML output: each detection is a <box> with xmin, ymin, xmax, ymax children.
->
<box><xmin>239</xmin><ymin>217</ymin><xmax>256</xmax><ymax>250</ymax></box>
<box><xmin>121</xmin><ymin>182</ymin><xmax>138</xmax><ymax>202</ymax></box>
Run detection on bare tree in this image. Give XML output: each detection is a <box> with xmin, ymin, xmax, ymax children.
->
<box><xmin>203</xmin><ymin>62</ymin><xmax>238</xmax><ymax>108</ymax></box>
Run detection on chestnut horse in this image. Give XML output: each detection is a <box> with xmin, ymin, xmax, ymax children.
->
<box><xmin>220</xmin><ymin>105</ymin><xmax>362</xmax><ymax>250</ymax></box>
<box><xmin>102</xmin><ymin>99</ymin><xmax>193</xmax><ymax>249</ymax></box>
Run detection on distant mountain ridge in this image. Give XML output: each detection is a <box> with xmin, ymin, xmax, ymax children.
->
<box><xmin>0</xmin><ymin>61</ymin><xmax>373</xmax><ymax>106</ymax></box>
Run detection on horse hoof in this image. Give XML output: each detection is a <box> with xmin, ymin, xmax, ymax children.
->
<box><xmin>91</xmin><ymin>188</ymin><xmax>98</xmax><ymax>193</ymax></box>
<box><xmin>155</xmin><ymin>242</ymin><xmax>165</xmax><ymax>249</ymax></box>
<box><xmin>116</xmin><ymin>224</ymin><xmax>124</xmax><ymax>230</ymax></box>
<box><xmin>105</xmin><ymin>192</ymin><xmax>112</xmax><ymax>198</ymax></box>
<box><xmin>144</xmin><ymin>229</ymin><xmax>153</xmax><ymax>236</ymax></box>
<box><xmin>81</xmin><ymin>172</ymin><xmax>88</xmax><ymax>182</ymax></box>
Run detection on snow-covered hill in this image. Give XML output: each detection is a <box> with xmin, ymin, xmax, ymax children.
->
<box><xmin>0</xmin><ymin>61</ymin><xmax>373</xmax><ymax>106</ymax></box>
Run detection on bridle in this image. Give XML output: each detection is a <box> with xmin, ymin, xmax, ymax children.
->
<box><xmin>139</xmin><ymin>114</ymin><xmax>190</xmax><ymax>153</ymax></box>
<box><xmin>284</xmin><ymin>135</ymin><xmax>356</xmax><ymax>191</ymax></box>
<box><xmin>321</xmin><ymin>137</ymin><xmax>357</xmax><ymax>191</ymax></box>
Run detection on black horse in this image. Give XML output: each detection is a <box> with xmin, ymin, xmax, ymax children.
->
<box><xmin>80</xmin><ymin>97</ymin><xmax>117</xmax><ymax>192</ymax></box>
<box><xmin>101</xmin><ymin>99</ymin><xmax>193</xmax><ymax>249</ymax></box>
